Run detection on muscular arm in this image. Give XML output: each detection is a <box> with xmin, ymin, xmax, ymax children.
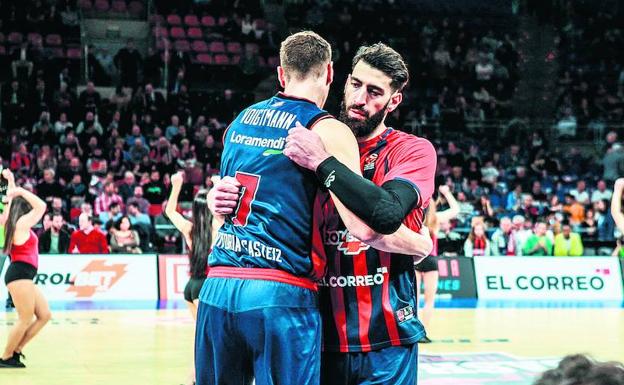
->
<box><xmin>310</xmin><ymin>120</ymin><xmax>433</xmax><ymax>257</ymax></box>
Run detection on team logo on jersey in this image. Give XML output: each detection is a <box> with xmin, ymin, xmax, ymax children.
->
<box><xmin>325</xmin><ymin>230</ymin><xmax>370</xmax><ymax>255</ymax></box>
<box><xmin>363</xmin><ymin>153</ymin><xmax>378</xmax><ymax>171</ymax></box>
<box><xmin>396</xmin><ymin>305</ymin><xmax>415</xmax><ymax>323</ymax></box>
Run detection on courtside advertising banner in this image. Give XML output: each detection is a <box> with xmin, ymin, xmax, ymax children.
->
<box><xmin>474</xmin><ymin>257</ymin><xmax>624</xmax><ymax>300</ymax></box>
<box><xmin>436</xmin><ymin>257</ymin><xmax>477</xmax><ymax>299</ymax></box>
<box><xmin>0</xmin><ymin>254</ymin><xmax>158</xmax><ymax>301</ymax></box>
<box><xmin>158</xmin><ymin>254</ymin><xmax>190</xmax><ymax>301</ymax></box>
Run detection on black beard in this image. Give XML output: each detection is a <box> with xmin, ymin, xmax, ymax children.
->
<box><xmin>338</xmin><ymin>100</ymin><xmax>388</xmax><ymax>138</ymax></box>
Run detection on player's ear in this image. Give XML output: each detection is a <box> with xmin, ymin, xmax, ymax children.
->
<box><xmin>277</xmin><ymin>66</ymin><xmax>286</xmax><ymax>89</ymax></box>
<box><xmin>386</xmin><ymin>92</ymin><xmax>403</xmax><ymax>113</ymax></box>
<box><xmin>326</xmin><ymin>62</ymin><xmax>334</xmax><ymax>86</ymax></box>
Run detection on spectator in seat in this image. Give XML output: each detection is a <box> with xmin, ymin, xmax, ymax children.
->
<box><xmin>127</xmin><ymin>186</ymin><xmax>150</xmax><ymax>214</ymax></box>
<box><xmin>512</xmin><ymin>215</ymin><xmax>532</xmax><ymax>255</ymax></box>
<box><xmin>39</xmin><ymin>213</ymin><xmax>71</xmax><ymax>254</ymax></box>
<box><xmin>78</xmin><ymin>81</ymin><xmax>101</xmax><ymax>114</ymax></box>
<box><xmin>569</xmin><ymin>180</ymin><xmax>590</xmax><ymax>206</ymax></box>
<box><xmin>2</xmin><ymin>80</ymin><xmax>27</xmax><ymax>130</ymax></box>
<box><xmin>127</xmin><ymin>202</ymin><xmax>151</xmax><ymax>228</ymax></box>
<box><xmin>602</xmin><ymin>143</ymin><xmax>624</xmax><ymax>185</ymax></box>
<box><xmin>99</xmin><ymin>201</ymin><xmax>122</xmax><ymax>231</ymax></box>
<box><xmin>165</xmin><ymin>115</ymin><xmax>180</xmax><ymax>141</ymax></box>
<box><xmin>490</xmin><ymin>217</ymin><xmax>516</xmax><ymax>256</ymax></box>
<box><xmin>464</xmin><ymin>220</ymin><xmax>491</xmax><ymax>257</ymax></box>
<box><xmin>69</xmin><ymin>213</ymin><xmax>109</xmax><ymax>254</ymax></box>
<box><xmin>10</xmin><ymin>42</ymin><xmax>34</xmax><ymax>79</ymax></box>
<box><xmin>517</xmin><ymin>194</ymin><xmax>540</xmax><ymax>221</ymax></box>
<box><xmin>36</xmin><ymin>169</ymin><xmax>63</xmax><ymax>203</ymax></box>
<box><xmin>114</xmin><ymin>39</ymin><xmax>142</xmax><ymax>89</ymax></box>
<box><xmin>94</xmin><ymin>181</ymin><xmax>123</xmax><ymax>216</ymax></box>
<box><xmin>118</xmin><ymin>171</ymin><xmax>136</xmax><ymax>201</ymax></box>
<box><xmin>143</xmin><ymin>169</ymin><xmax>166</xmax><ymax>205</ymax></box>
<box><xmin>436</xmin><ymin>218</ymin><xmax>463</xmax><ymax>256</ymax></box>
<box><xmin>563</xmin><ymin>194</ymin><xmax>585</xmax><ymax>226</ymax></box>
<box><xmin>591</xmin><ymin>180</ymin><xmax>612</xmax><ymax>203</ymax></box>
<box><xmin>553</xmin><ymin>221</ymin><xmax>584</xmax><ymax>257</ymax></box>
<box><xmin>110</xmin><ymin>216</ymin><xmax>142</xmax><ymax>254</ymax></box>
<box><xmin>522</xmin><ymin>220</ymin><xmax>553</xmax><ymax>256</ymax></box>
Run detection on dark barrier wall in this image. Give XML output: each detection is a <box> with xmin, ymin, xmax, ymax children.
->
<box><xmin>436</xmin><ymin>257</ymin><xmax>478</xmax><ymax>299</ymax></box>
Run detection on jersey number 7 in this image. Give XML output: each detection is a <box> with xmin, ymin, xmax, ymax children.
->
<box><xmin>232</xmin><ymin>172</ymin><xmax>261</xmax><ymax>227</ymax></box>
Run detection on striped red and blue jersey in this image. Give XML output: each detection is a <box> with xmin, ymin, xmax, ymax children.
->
<box><xmin>316</xmin><ymin>128</ymin><xmax>437</xmax><ymax>352</ymax></box>
<box><xmin>208</xmin><ymin>93</ymin><xmax>330</xmax><ymax>283</ymax></box>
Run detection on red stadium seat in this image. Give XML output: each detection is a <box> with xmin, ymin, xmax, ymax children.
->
<box><xmin>230</xmin><ymin>55</ymin><xmax>241</xmax><ymax>65</ymax></box>
<box><xmin>201</xmin><ymin>15</ymin><xmax>216</xmax><ymax>28</ymax></box>
<box><xmin>254</xmin><ymin>19</ymin><xmax>267</xmax><ymax>30</ymax></box>
<box><xmin>209</xmin><ymin>41</ymin><xmax>225</xmax><ymax>53</ymax></box>
<box><xmin>155</xmin><ymin>38</ymin><xmax>170</xmax><ymax>51</ymax></box>
<box><xmin>148</xmin><ymin>204</ymin><xmax>163</xmax><ymax>217</ymax></box>
<box><xmin>187</xmin><ymin>27</ymin><xmax>203</xmax><ymax>40</ymax></box>
<box><xmin>111</xmin><ymin>0</ymin><xmax>126</xmax><ymax>12</ymax></box>
<box><xmin>95</xmin><ymin>0</ymin><xmax>110</xmax><ymax>12</ymax></box>
<box><xmin>226</xmin><ymin>42</ymin><xmax>242</xmax><ymax>54</ymax></box>
<box><xmin>50</xmin><ymin>47</ymin><xmax>65</xmax><ymax>58</ymax></box>
<box><xmin>167</xmin><ymin>14</ymin><xmax>181</xmax><ymax>26</ymax></box>
<box><xmin>170</xmin><ymin>27</ymin><xmax>186</xmax><ymax>39</ymax></box>
<box><xmin>128</xmin><ymin>1</ymin><xmax>144</xmax><ymax>15</ymax></box>
<box><xmin>267</xmin><ymin>56</ymin><xmax>280</xmax><ymax>67</ymax></box>
<box><xmin>149</xmin><ymin>14</ymin><xmax>165</xmax><ymax>24</ymax></box>
<box><xmin>196</xmin><ymin>53</ymin><xmax>213</xmax><ymax>64</ymax></box>
<box><xmin>70</xmin><ymin>208</ymin><xmax>82</xmax><ymax>221</ymax></box>
<box><xmin>218</xmin><ymin>16</ymin><xmax>228</xmax><ymax>26</ymax></box>
<box><xmin>244</xmin><ymin>43</ymin><xmax>259</xmax><ymax>54</ymax></box>
<box><xmin>191</xmin><ymin>40</ymin><xmax>208</xmax><ymax>53</ymax></box>
<box><xmin>184</xmin><ymin>15</ymin><xmax>200</xmax><ymax>27</ymax></box>
<box><xmin>8</xmin><ymin>32</ymin><xmax>23</xmax><ymax>45</ymax></box>
<box><xmin>79</xmin><ymin>0</ymin><xmax>93</xmax><ymax>10</ymax></box>
<box><xmin>214</xmin><ymin>54</ymin><xmax>230</xmax><ymax>65</ymax></box>
<box><xmin>66</xmin><ymin>46</ymin><xmax>82</xmax><ymax>59</ymax></box>
<box><xmin>257</xmin><ymin>56</ymin><xmax>266</xmax><ymax>67</ymax></box>
<box><xmin>27</xmin><ymin>33</ymin><xmax>42</xmax><ymax>45</ymax></box>
<box><xmin>174</xmin><ymin>39</ymin><xmax>191</xmax><ymax>52</ymax></box>
<box><xmin>0</xmin><ymin>46</ymin><xmax>6</xmax><ymax>56</ymax></box>
<box><xmin>45</xmin><ymin>34</ymin><xmax>62</xmax><ymax>46</ymax></box>
<box><xmin>152</xmin><ymin>26</ymin><xmax>168</xmax><ymax>38</ymax></box>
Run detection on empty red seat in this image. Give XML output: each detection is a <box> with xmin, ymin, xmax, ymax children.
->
<box><xmin>66</xmin><ymin>46</ymin><xmax>82</xmax><ymax>59</ymax></box>
<box><xmin>155</xmin><ymin>38</ymin><xmax>170</xmax><ymax>50</ymax></box>
<box><xmin>111</xmin><ymin>0</ymin><xmax>126</xmax><ymax>12</ymax></box>
<box><xmin>218</xmin><ymin>16</ymin><xmax>228</xmax><ymax>26</ymax></box>
<box><xmin>79</xmin><ymin>0</ymin><xmax>93</xmax><ymax>9</ymax></box>
<box><xmin>8</xmin><ymin>32</ymin><xmax>23</xmax><ymax>44</ymax></box>
<box><xmin>46</xmin><ymin>34</ymin><xmax>62</xmax><ymax>46</ymax></box>
<box><xmin>196</xmin><ymin>53</ymin><xmax>213</xmax><ymax>64</ymax></box>
<box><xmin>201</xmin><ymin>15</ymin><xmax>216</xmax><ymax>27</ymax></box>
<box><xmin>167</xmin><ymin>14</ymin><xmax>181</xmax><ymax>25</ymax></box>
<box><xmin>267</xmin><ymin>56</ymin><xmax>279</xmax><ymax>67</ymax></box>
<box><xmin>174</xmin><ymin>39</ymin><xmax>190</xmax><ymax>52</ymax></box>
<box><xmin>149</xmin><ymin>14</ymin><xmax>164</xmax><ymax>24</ymax></box>
<box><xmin>187</xmin><ymin>27</ymin><xmax>203</xmax><ymax>39</ymax></box>
<box><xmin>148</xmin><ymin>204</ymin><xmax>163</xmax><ymax>217</ymax></box>
<box><xmin>184</xmin><ymin>15</ymin><xmax>200</xmax><ymax>27</ymax></box>
<box><xmin>245</xmin><ymin>43</ymin><xmax>259</xmax><ymax>54</ymax></box>
<box><xmin>128</xmin><ymin>1</ymin><xmax>144</xmax><ymax>15</ymax></box>
<box><xmin>254</xmin><ymin>19</ymin><xmax>267</xmax><ymax>30</ymax></box>
<box><xmin>95</xmin><ymin>0</ymin><xmax>109</xmax><ymax>12</ymax></box>
<box><xmin>230</xmin><ymin>55</ymin><xmax>241</xmax><ymax>65</ymax></box>
<box><xmin>214</xmin><ymin>54</ymin><xmax>229</xmax><ymax>65</ymax></box>
<box><xmin>170</xmin><ymin>27</ymin><xmax>186</xmax><ymax>39</ymax></box>
<box><xmin>27</xmin><ymin>33</ymin><xmax>42</xmax><ymax>45</ymax></box>
<box><xmin>191</xmin><ymin>40</ymin><xmax>208</xmax><ymax>52</ymax></box>
<box><xmin>209</xmin><ymin>41</ymin><xmax>225</xmax><ymax>53</ymax></box>
<box><xmin>152</xmin><ymin>26</ymin><xmax>168</xmax><ymax>38</ymax></box>
<box><xmin>226</xmin><ymin>42</ymin><xmax>242</xmax><ymax>54</ymax></box>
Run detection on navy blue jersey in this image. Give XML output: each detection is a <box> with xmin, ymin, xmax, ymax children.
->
<box><xmin>209</xmin><ymin>92</ymin><xmax>330</xmax><ymax>281</ymax></box>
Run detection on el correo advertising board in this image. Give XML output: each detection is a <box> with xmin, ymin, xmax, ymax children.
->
<box><xmin>474</xmin><ymin>257</ymin><xmax>623</xmax><ymax>300</ymax></box>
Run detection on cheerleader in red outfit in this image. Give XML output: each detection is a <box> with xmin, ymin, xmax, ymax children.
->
<box><xmin>165</xmin><ymin>171</ymin><xmax>213</xmax><ymax>385</ymax></box>
<box><xmin>0</xmin><ymin>169</ymin><xmax>49</xmax><ymax>368</ymax></box>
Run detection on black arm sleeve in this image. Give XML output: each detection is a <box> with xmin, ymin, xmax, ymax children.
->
<box><xmin>316</xmin><ymin>156</ymin><xmax>421</xmax><ymax>234</ymax></box>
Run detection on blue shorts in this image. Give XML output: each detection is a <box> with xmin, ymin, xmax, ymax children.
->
<box><xmin>321</xmin><ymin>344</ymin><xmax>418</xmax><ymax>385</ymax></box>
<box><xmin>195</xmin><ymin>277</ymin><xmax>321</xmax><ymax>385</ymax></box>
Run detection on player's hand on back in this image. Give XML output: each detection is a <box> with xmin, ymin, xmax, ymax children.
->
<box><xmin>208</xmin><ymin>176</ymin><xmax>242</xmax><ymax>215</ymax></box>
<box><xmin>284</xmin><ymin>122</ymin><xmax>331</xmax><ymax>171</ymax></box>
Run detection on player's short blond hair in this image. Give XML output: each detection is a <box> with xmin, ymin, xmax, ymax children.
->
<box><xmin>279</xmin><ymin>31</ymin><xmax>332</xmax><ymax>80</ymax></box>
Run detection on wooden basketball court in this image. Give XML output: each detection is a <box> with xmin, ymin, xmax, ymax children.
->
<box><xmin>1</xmin><ymin>304</ymin><xmax>622</xmax><ymax>385</ymax></box>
